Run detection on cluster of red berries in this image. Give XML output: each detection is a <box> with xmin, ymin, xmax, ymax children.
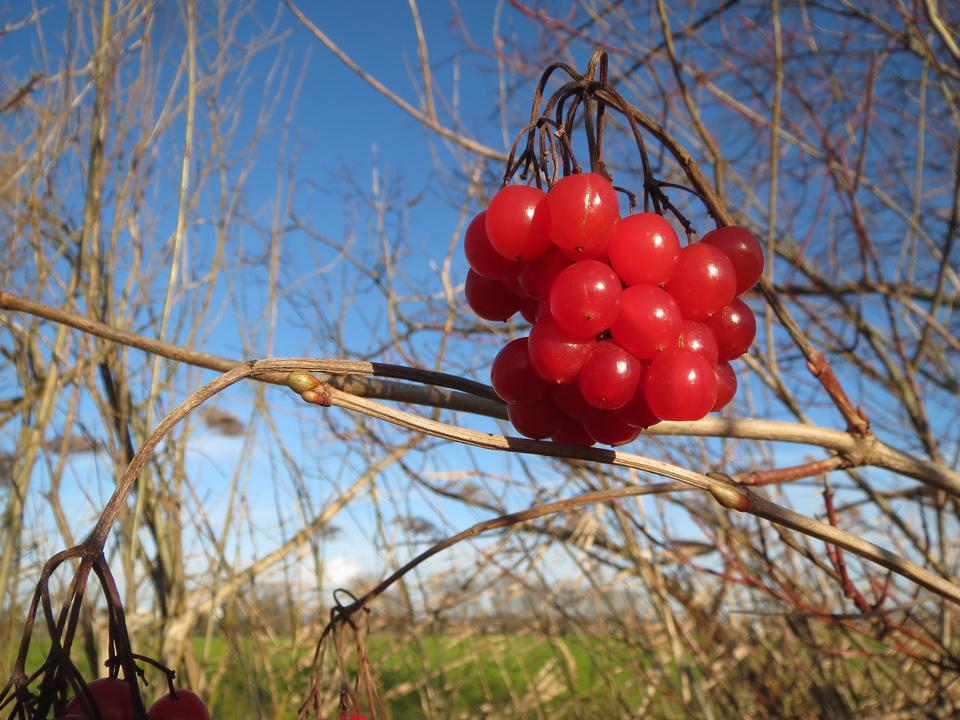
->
<box><xmin>464</xmin><ymin>172</ymin><xmax>763</xmax><ymax>446</ymax></box>
<box><xmin>56</xmin><ymin>678</ymin><xmax>209</xmax><ymax>719</ymax></box>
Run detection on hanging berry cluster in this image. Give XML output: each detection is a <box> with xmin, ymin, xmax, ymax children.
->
<box><xmin>463</xmin><ymin>50</ymin><xmax>763</xmax><ymax>447</ymax></box>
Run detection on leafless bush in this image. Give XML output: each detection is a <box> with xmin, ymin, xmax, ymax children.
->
<box><xmin>1</xmin><ymin>1</ymin><xmax>958</xmax><ymax>718</ymax></box>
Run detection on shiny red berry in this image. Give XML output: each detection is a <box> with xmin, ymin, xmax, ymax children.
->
<box><xmin>615</xmin><ymin>372</ymin><xmax>661</xmax><ymax>429</ymax></box>
<box><xmin>664</xmin><ymin>243</ymin><xmax>736</xmax><ymax>320</ymax></box>
<box><xmin>551</xmin><ymin>383</ymin><xmax>602</xmax><ymax>421</ymax></box>
<box><xmin>550</xmin><ymin>417</ymin><xmax>596</xmax><ymax>446</ymax></box>
<box><xmin>705</xmin><ymin>298</ymin><xmax>756</xmax><ymax>361</ymax></box>
<box><xmin>608</xmin><ymin>212</ymin><xmax>680</xmax><ymax>286</ymax></box>
<box><xmin>486</xmin><ymin>185</ymin><xmax>551</xmax><ymax>261</ymax></box>
<box><xmin>464</xmin><ymin>270</ymin><xmax>522</xmax><ymax>321</ymax></box>
<box><xmin>702</xmin><ymin>225</ymin><xmax>764</xmax><ymax>295</ymax></box>
<box><xmin>518</xmin><ymin>246</ymin><xmax>571</xmax><ymax>300</ymax></box>
<box><xmin>546</xmin><ymin>172</ymin><xmax>619</xmax><ymax>256</ymax></box>
<box><xmin>148</xmin><ymin>689</ymin><xmax>209</xmax><ymax>720</ymax></box>
<box><xmin>508</xmin><ymin>397</ymin><xmax>563</xmax><ymax>439</ymax></box>
<box><xmin>464</xmin><ymin>211</ymin><xmax>522</xmax><ymax>278</ymax></box>
<box><xmin>584</xmin><ymin>411</ymin><xmax>642</xmax><ymax>446</ymax></box>
<box><xmin>610</xmin><ymin>285</ymin><xmax>682</xmax><ymax>359</ymax></box>
<box><xmin>645</xmin><ymin>350</ymin><xmax>718</xmax><ymax>421</ymax></box>
<box><xmin>713</xmin><ymin>362</ymin><xmax>737</xmax><ymax>411</ymax></box>
<box><xmin>64</xmin><ymin>678</ymin><xmax>135</xmax><ymax>720</ymax></box>
<box><xmin>527</xmin><ymin>315</ymin><xmax>595</xmax><ymax>384</ymax></box>
<box><xmin>491</xmin><ymin>338</ymin><xmax>549</xmax><ymax>403</ymax></box>
<box><xmin>577</xmin><ymin>341</ymin><xmax>642</xmax><ymax>410</ymax></box>
<box><xmin>549</xmin><ymin>260</ymin><xmax>622</xmax><ymax>337</ymax></box>
<box><xmin>677</xmin><ymin>320</ymin><xmax>719</xmax><ymax>365</ymax></box>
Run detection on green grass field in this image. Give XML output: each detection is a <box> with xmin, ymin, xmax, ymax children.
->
<box><xmin>198</xmin><ymin>632</ymin><xmax>653</xmax><ymax>718</ymax></box>
<box><xmin>10</xmin><ymin>631</ymin><xmax>655</xmax><ymax>718</ymax></box>
<box><xmin>6</xmin><ymin>625</ymin><xmax>910</xmax><ymax>718</ymax></box>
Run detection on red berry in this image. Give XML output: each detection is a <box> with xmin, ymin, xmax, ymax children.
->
<box><xmin>713</xmin><ymin>362</ymin><xmax>737</xmax><ymax>411</ymax></box>
<box><xmin>464</xmin><ymin>211</ymin><xmax>522</xmax><ymax>278</ymax></box>
<box><xmin>550</xmin><ymin>417</ymin><xmax>596</xmax><ymax>446</ymax></box>
<box><xmin>527</xmin><ymin>315</ymin><xmax>595</xmax><ymax>384</ymax></box>
<box><xmin>577</xmin><ymin>341</ymin><xmax>641</xmax><ymax>410</ymax></box>
<box><xmin>518</xmin><ymin>246</ymin><xmax>571</xmax><ymax>300</ymax></box>
<box><xmin>148</xmin><ymin>689</ymin><xmax>209</xmax><ymax>720</ymax></box>
<box><xmin>549</xmin><ymin>260</ymin><xmax>622</xmax><ymax>337</ymax></box>
<box><xmin>64</xmin><ymin>678</ymin><xmax>136</xmax><ymax>720</ymax></box>
<box><xmin>677</xmin><ymin>320</ymin><xmax>719</xmax><ymax>365</ymax></box>
<box><xmin>465</xmin><ymin>270</ymin><xmax>522</xmax><ymax>321</ymax></box>
<box><xmin>644</xmin><ymin>350</ymin><xmax>718</xmax><ymax>421</ymax></box>
<box><xmin>705</xmin><ymin>298</ymin><xmax>756</xmax><ymax>361</ymax></box>
<box><xmin>546</xmin><ymin>172</ymin><xmax>619</xmax><ymax>256</ymax></box>
<box><xmin>608</xmin><ymin>212</ymin><xmax>680</xmax><ymax>286</ymax></box>
<box><xmin>615</xmin><ymin>369</ymin><xmax>661</xmax><ymax>429</ymax></box>
<box><xmin>485</xmin><ymin>185</ymin><xmax>550</xmax><ymax>261</ymax></box>
<box><xmin>507</xmin><ymin>397</ymin><xmax>563</xmax><ymax>439</ymax></box>
<box><xmin>519</xmin><ymin>299</ymin><xmax>539</xmax><ymax>324</ymax></box>
<box><xmin>702</xmin><ymin>225</ymin><xmax>764</xmax><ymax>295</ymax></box>
<box><xmin>551</xmin><ymin>383</ymin><xmax>601</xmax><ymax>421</ymax></box>
<box><xmin>610</xmin><ymin>285</ymin><xmax>682</xmax><ymax>359</ymax></box>
<box><xmin>490</xmin><ymin>338</ymin><xmax>549</xmax><ymax>403</ymax></box>
<box><xmin>664</xmin><ymin>243</ymin><xmax>736</xmax><ymax>320</ymax></box>
<box><xmin>584</xmin><ymin>411</ymin><xmax>642</xmax><ymax>446</ymax></box>
<box><xmin>500</xmin><ymin>272</ymin><xmax>528</xmax><ymax>299</ymax></box>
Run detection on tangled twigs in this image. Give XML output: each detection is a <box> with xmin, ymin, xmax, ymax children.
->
<box><xmin>0</xmin><ymin>341</ymin><xmax>956</xmax><ymax>715</ymax></box>
<box><xmin>504</xmin><ymin>48</ymin><xmax>670</xmax><ymax>215</ymax></box>
<box><xmin>286</xmin><ymin>371</ymin><xmax>960</xmax><ymax>606</ymax></box>
<box><xmin>286</xmin><ymin>372</ymin><xmax>960</xmax><ymax>712</ymax></box>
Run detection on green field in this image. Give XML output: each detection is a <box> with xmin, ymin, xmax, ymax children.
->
<box><xmin>200</xmin><ymin>632</ymin><xmax>652</xmax><ymax>718</ymax></box>
<box><xmin>12</xmin><ymin>632</ymin><xmax>656</xmax><ymax>718</ymax></box>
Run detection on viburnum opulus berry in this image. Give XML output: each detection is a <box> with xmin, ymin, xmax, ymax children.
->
<box><xmin>464</xmin><ymin>211</ymin><xmax>522</xmax><ymax>278</ymax></box>
<box><xmin>518</xmin><ymin>246</ymin><xmax>570</xmax><ymax>300</ymax></box>
<box><xmin>608</xmin><ymin>212</ymin><xmax>680</xmax><ymax>286</ymax></box>
<box><xmin>644</xmin><ymin>350</ymin><xmax>718</xmax><ymax>421</ymax></box>
<box><xmin>148</xmin><ymin>689</ymin><xmax>210</xmax><ymax>720</ymax></box>
<box><xmin>713</xmin><ymin>362</ymin><xmax>737</xmax><ymax>411</ymax></box>
<box><xmin>507</xmin><ymin>396</ymin><xmax>563</xmax><ymax>439</ymax></box>
<box><xmin>485</xmin><ymin>185</ymin><xmax>550</xmax><ymax>261</ymax></box>
<box><xmin>63</xmin><ymin>678</ymin><xmax>136</xmax><ymax>719</ymax></box>
<box><xmin>549</xmin><ymin>260</ymin><xmax>622</xmax><ymax>337</ymax></box>
<box><xmin>490</xmin><ymin>338</ymin><xmax>549</xmax><ymax>404</ymax></box>
<box><xmin>527</xmin><ymin>315</ymin><xmax>595</xmax><ymax>384</ymax></box>
<box><xmin>677</xmin><ymin>320</ymin><xmax>719</xmax><ymax>365</ymax></box>
<box><xmin>610</xmin><ymin>285</ymin><xmax>682</xmax><ymax>359</ymax></box>
<box><xmin>551</xmin><ymin>383</ymin><xmax>601</xmax><ymax>421</ymax></box>
<box><xmin>578</xmin><ymin>341</ymin><xmax>641</xmax><ymax>410</ymax></box>
<box><xmin>584</xmin><ymin>411</ymin><xmax>642</xmax><ymax>446</ymax></box>
<box><xmin>461</xmin><ymin>173</ymin><xmax>763</xmax><ymax>442</ymax></box>
<box><xmin>702</xmin><ymin>225</ymin><xmax>765</xmax><ymax>294</ymax></box>
<box><xmin>705</xmin><ymin>297</ymin><xmax>757</xmax><ymax>361</ymax></box>
<box><xmin>464</xmin><ymin>270</ymin><xmax>522</xmax><ymax>321</ymax></box>
<box><xmin>545</xmin><ymin>172</ymin><xmax>619</xmax><ymax>257</ymax></box>
<box><xmin>664</xmin><ymin>243</ymin><xmax>737</xmax><ymax>320</ymax></box>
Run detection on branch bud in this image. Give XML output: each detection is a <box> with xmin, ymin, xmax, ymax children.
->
<box><xmin>287</xmin><ymin>370</ymin><xmax>321</xmax><ymax>394</ymax></box>
<box><xmin>708</xmin><ymin>483</ymin><xmax>750</xmax><ymax>512</ymax></box>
